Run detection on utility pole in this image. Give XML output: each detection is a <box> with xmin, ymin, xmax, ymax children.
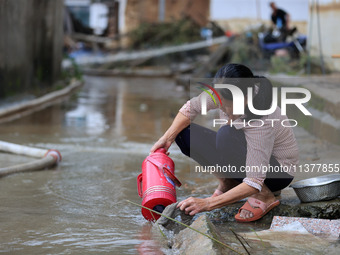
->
<box><xmin>159</xmin><ymin>0</ymin><xmax>165</xmax><ymax>22</ymax></box>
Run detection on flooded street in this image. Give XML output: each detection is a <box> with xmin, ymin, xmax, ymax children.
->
<box><xmin>1</xmin><ymin>76</ymin><xmax>339</xmax><ymax>255</ymax></box>
<box><xmin>0</xmin><ymin>76</ymin><xmax>211</xmax><ymax>254</ymax></box>
<box><xmin>2</xmin><ymin>0</ymin><xmax>340</xmax><ymax>253</ymax></box>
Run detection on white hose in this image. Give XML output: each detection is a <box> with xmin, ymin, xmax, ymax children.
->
<box><xmin>0</xmin><ymin>141</ymin><xmax>48</xmax><ymax>158</ymax></box>
<box><xmin>0</xmin><ymin>155</ymin><xmax>57</xmax><ymax>177</ymax></box>
<box><xmin>0</xmin><ymin>140</ymin><xmax>62</xmax><ymax>178</ymax></box>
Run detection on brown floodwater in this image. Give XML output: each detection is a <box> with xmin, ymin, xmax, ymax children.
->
<box><xmin>0</xmin><ymin>76</ymin><xmax>215</xmax><ymax>254</ymax></box>
<box><xmin>1</xmin><ymin>75</ymin><xmax>337</xmax><ymax>254</ymax></box>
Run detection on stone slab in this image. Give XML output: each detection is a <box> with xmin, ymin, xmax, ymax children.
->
<box><xmin>172</xmin><ymin>215</ymin><xmax>241</xmax><ymax>255</ymax></box>
<box><xmin>242</xmin><ymin>229</ymin><xmax>339</xmax><ymax>254</ymax></box>
<box><xmin>270</xmin><ymin>216</ymin><xmax>340</xmax><ymax>239</ymax></box>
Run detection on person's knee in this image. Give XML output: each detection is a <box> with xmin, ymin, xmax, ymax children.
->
<box><xmin>176</xmin><ymin>124</ymin><xmax>190</xmax><ymax>140</ymax></box>
<box><xmin>215</xmin><ymin>125</ymin><xmax>247</xmax><ymax>167</ymax></box>
<box><xmin>218</xmin><ymin>125</ymin><xmax>234</xmax><ymax>135</ymax></box>
<box><xmin>216</xmin><ymin>126</ymin><xmax>244</xmax><ymax>152</ymax></box>
<box><xmin>175</xmin><ymin>126</ymin><xmax>190</xmax><ymax>156</ymax></box>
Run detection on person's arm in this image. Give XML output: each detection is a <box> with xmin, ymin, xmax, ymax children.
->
<box><xmin>150</xmin><ymin>112</ymin><xmax>190</xmax><ymax>153</ymax></box>
<box><xmin>285</xmin><ymin>13</ymin><xmax>290</xmax><ymax>29</ymax></box>
<box><xmin>177</xmin><ymin>183</ymin><xmax>258</xmax><ymax>215</ymax></box>
<box><xmin>242</xmin><ymin>124</ymin><xmax>275</xmax><ymax>191</ymax></box>
<box><xmin>150</xmin><ymin>90</ymin><xmax>218</xmax><ymax>153</ymax></box>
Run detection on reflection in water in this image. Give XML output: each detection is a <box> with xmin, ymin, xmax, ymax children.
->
<box><xmin>114</xmin><ymin>79</ymin><xmax>126</xmax><ymax>137</ymax></box>
<box><xmin>65</xmin><ymin>88</ymin><xmax>108</xmax><ymax>136</ymax></box>
<box><xmin>136</xmin><ymin>224</ymin><xmax>165</xmax><ymax>255</ymax></box>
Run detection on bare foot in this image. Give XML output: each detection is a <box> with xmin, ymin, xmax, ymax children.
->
<box><xmin>239</xmin><ymin>184</ymin><xmax>277</xmax><ymax>219</ymax></box>
<box><xmin>211</xmin><ymin>178</ymin><xmax>239</xmax><ymax>197</ymax></box>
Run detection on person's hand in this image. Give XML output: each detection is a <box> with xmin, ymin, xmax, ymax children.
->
<box><xmin>150</xmin><ymin>136</ymin><xmax>173</xmax><ymax>154</ymax></box>
<box><xmin>177</xmin><ymin>197</ymin><xmax>211</xmax><ymax>216</ymax></box>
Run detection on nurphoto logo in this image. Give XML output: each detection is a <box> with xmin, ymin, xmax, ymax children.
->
<box><xmin>197</xmin><ymin>83</ymin><xmax>312</xmax><ymax>128</ymax></box>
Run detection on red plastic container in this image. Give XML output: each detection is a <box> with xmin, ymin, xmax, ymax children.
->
<box><xmin>137</xmin><ymin>148</ymin><xmax>181</xmax><ymax>221</ymax></box>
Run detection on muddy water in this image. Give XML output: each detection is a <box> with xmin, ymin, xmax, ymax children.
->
<box><xmin>0</xmin><ymin>76</ymin><xmax>217</xmax><ymax>254</ymax></box>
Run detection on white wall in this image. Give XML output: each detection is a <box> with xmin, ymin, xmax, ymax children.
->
<box><xmin>317</xmin><ymin>0</ymin><xmax>340</xmax><ymax>3</ymax></box>
<box><xmin>308</xmin><ymin>0</ymin><xmax>340</xmax><ymax>71</ymax></box>
<box><xmin>211</xmin><ymin>0</ymin><xmax>309</xmax><ymax>21</ymax></box>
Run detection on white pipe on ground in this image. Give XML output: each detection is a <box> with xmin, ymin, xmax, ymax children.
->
<box><xmin>0</xmin><ymin>155</ymin><xmax>57</xmax><ymax>177</ymax></box>
<box><xmin>0</xmin><ymin>140</ymin><xmax>62</xmax><ymax>178</ymax></box>
<box><xmin>0</xmin><ymin>141</ymin><xmax>48</xmax><ymax>158</ymax></box>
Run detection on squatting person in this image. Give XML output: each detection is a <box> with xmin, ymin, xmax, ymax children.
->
<box><xmin>150</xmin><ymin>63</ymin><xmax>298</xmax><ymax>222</ymax></box>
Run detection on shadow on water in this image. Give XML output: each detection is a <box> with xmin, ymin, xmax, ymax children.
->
<box><xmin>0</xmin><ymin>76</ymin><xmax>195</xmax><ymax>254</ymax></box>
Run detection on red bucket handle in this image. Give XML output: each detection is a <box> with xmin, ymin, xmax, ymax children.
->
<box><xmin>137</xmin><ymin>173</ymin><xmax>143</xmax><ymax>197</ymax></box>
<box><xmin>146</xmin><ymin>156</ymin><xmax>182</xmax><ymax>187</ymax></box>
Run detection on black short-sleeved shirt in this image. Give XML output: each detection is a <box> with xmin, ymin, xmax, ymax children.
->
<box><xmin>271</xmin><ymin>9</ymin><xmax>287</xmax><ymax>28</ymax></box>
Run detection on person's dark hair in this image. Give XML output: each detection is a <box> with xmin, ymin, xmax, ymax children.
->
<box><xmin>213</xmin><ymin>63</ymin><xmax>273</xmax><ymax>120</ymax></box>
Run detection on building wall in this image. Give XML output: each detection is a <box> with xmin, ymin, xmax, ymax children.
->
<box><xmin>123</xmin><ymin>0</ymin><xmax>210</xmax><ymax>34</ymax></box>
<box><xmin>124</xmin><ymin>0</ymin><xmax>159</xmax><ymax>35</ymax></box>
<box><xmin>309</xmin><ymin>1</ymin><xmax>340</xmax><ymax>71</ymax></box>
<box><xmin>163</xmin><ymin>0</ymin><xmax>210</xmax><ymax>27</ymax></box>
<box><xmin>0</xmin><ymin>0</ymin><xmax>63</xmax><ymax>98</ymax></box>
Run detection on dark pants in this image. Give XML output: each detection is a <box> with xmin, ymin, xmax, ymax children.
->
<box><xmin>175</xmin><ymin>123</ymin><xmax>293</xmax><ymax>192</ymax></box>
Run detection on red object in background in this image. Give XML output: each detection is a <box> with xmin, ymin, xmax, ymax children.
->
<box><xmin>225</xmin><ymin>30</ymin><xmax>233</xmax><ymax>37</ymax></box>
<box><xmin>137</xmin><ymin>148</ymin><xmax>181</xmax><ymax>221</ymax></box>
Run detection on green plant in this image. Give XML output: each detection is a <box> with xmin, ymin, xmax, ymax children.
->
<box><xmin>128</xmin><ymin>17</ymin><xmax>202</xmax><ymax>50</ymax></box>
<box><xmin>62</xmin><ymin>56</ymin><xmax>83</xmax><ymax>81</ymax></box>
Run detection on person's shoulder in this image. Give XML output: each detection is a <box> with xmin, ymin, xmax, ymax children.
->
<box><xmin>278</xmin><ymin>8</ymin><xmax>287</xmax><ymax>14</ymax></box>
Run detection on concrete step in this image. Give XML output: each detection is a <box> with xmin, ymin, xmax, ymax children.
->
<box><xmin>269</xmin><ymin>74</ymin><xmax>340</xmax><ymax>121</ymax></box>
<box><xmin>289</xmin><ymin>106</ymin><xmax>340</xmax><ymax>145</ymax></box>
<box><xmin>269</xmin><ymin>74</ymin><xmax>340</xmax><ymax>145</ymax></box>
